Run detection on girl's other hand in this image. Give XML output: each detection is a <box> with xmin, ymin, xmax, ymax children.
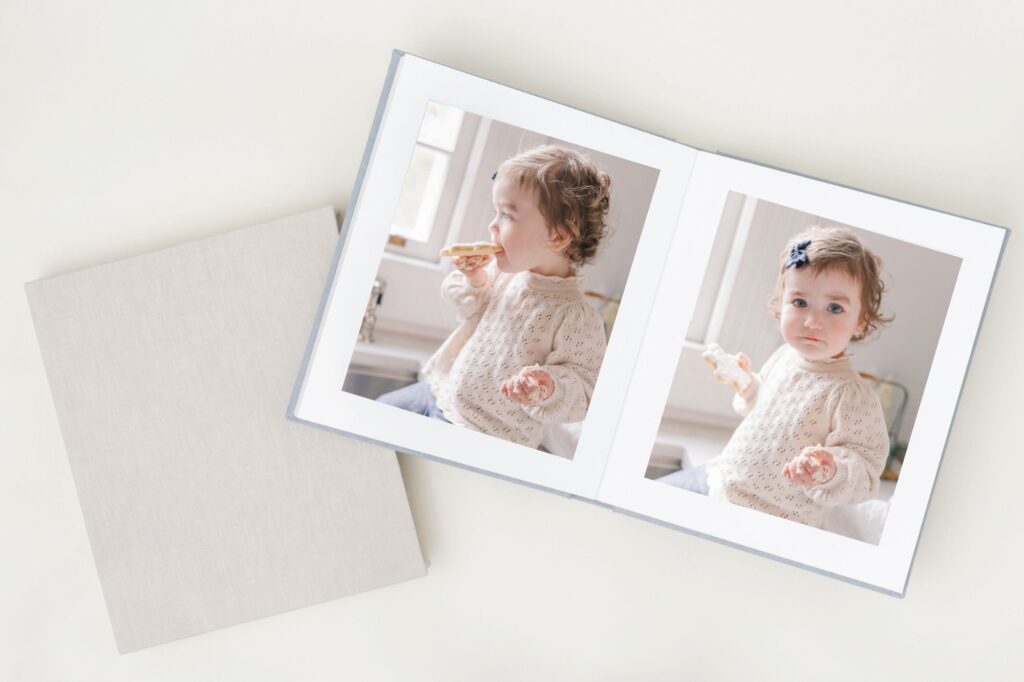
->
<box><xmin>783</xmin><ymin>448</ymin><xmax>836</xmax><ymax>486</ymax></box>
<box><xmin>500</xmin><ymin>367</ymin><xmax>554</xmax><ymax>404</ymax></box>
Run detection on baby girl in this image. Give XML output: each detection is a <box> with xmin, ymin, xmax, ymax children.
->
<box><xmin>682</xmin><ymin>226</ymin><xmax>892</xmax><ymax>528</ymax></box>
<box><xmin>378</xmin><ymin>145</ymin><xmax>611</xmax><ymax>449</ymax></box>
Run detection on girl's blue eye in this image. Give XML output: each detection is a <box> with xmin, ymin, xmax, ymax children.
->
<box><xmin>827</xmin><ymin>302</ymin><xmax>844</xmax><ymax>314</ymax></box>
<box><xmin>792</xmin><ymin>298</ymin><xmax>807</xmax><ymax>308</ymax></box>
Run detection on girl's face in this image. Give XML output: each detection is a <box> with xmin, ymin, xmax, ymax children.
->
<box><xmin>488</xmin><ymin>174</ymin><xmax>573</xmax><ymax>278</ymax></box>
<box><xmin>780</xmin><ymin>266</ymin><xmax>866</xmax><ymax>361</ymax></box>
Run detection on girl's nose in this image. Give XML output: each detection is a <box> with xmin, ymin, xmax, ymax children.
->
<box><xmin>803</xmin><ymin>313</ymin><xmax>823</xmax><ymax>329</ymax></box>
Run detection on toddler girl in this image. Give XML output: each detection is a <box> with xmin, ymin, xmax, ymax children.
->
<box><xmin>683</xmin><ymin>226</ymin><xmax>892</xmax><ymax>528</ymax></box>
<box><xmin>378</xmin><ymin>145</ymin><xmax>611</xmax><ymax>449</ymax></box>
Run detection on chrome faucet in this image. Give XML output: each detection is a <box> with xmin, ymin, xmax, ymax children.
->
<box><xmin>359</xmin><ymin>278</ymin><xmax>386</xmax><ymax>343</ymax></box>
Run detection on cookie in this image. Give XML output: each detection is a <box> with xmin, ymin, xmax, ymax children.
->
<box><xmin>439</xmin><ymin>241</ymin><xmax>504</xmax><ymax>257</ymax></box>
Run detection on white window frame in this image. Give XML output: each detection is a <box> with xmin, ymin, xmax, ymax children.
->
<box><xmin>385</xmin><ymin>110</ymin><xmax>480</xmax><ymax>263</ymax></box>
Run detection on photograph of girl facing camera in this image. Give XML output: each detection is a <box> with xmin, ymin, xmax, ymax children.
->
<box><xmin>378</xmin><ymin>145</ymin><xmax>613</xmax><ymax>449</ymax></box>
<box><xmin>667</xmin><ymin>226</ymin><xmax>893</xmax><ymax>529</ymax></box>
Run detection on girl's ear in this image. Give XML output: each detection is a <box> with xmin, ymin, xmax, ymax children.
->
<box><xmin>549</xmin><ymin>227</ymin><xmax>572</xmax><ymax>253</ymax></box>
<box><xmin>854</xmin><ymin>315</ymin><xmax>867</xmax><ymax>338</ymax></box>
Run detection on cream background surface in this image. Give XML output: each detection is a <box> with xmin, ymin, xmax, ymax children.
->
<box><xmin>2</xmin><ymin>1</ymin><xmax>1021</xmax><ymax>680</ymax></box>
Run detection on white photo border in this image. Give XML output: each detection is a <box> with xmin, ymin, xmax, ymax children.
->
<box><xmin>599</xmin><ymin>152</ymin><xmax>1006</xmax><ymax>595</ymax></box>
<box><xmin>292</xmin><ymin>53</ymin><xmax>698</xmax><ymax>497</ymax></box>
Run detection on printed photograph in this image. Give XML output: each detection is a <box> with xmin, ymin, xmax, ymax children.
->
<box><xmin>343</xmin><ymin>101</ymin><xmax>659</xmax><ymax>459</ymax></box>
<box><xmin>645</xmin><ymin>192</ymin><xmax>962</xmax><ymax>543</ymax></box>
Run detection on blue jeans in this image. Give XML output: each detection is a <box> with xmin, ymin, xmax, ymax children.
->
<box><xmin>657</xmin><ymin>464</ymin><xmax>709</xmax><ymax>495</ymax></box>
<box><xmin>377</xmin><ymin>381</ymin><xmax>451</xmax><ymax>423</ymax></box>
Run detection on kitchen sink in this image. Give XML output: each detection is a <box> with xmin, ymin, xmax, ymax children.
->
<box><xmin>342</xmin><ymin>363</ymin><xmax>419</xmax><ymax>400</ymax></box>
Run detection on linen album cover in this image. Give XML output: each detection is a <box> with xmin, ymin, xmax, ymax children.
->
<box><xmin>27</xmin><ymin>208</ymin><xmax>425</xmax><ymax>652</ymax></box>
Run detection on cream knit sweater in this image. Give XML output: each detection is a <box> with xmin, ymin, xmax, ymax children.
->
<box><xmin>422</xmin><ymin>264</ymin><xmax>607</xmax><ymax>448</ymax></box>
<box><xmin>705</xmin><ymin>344</ymin><xmax>889</xmax><ymax>528</ymax></box>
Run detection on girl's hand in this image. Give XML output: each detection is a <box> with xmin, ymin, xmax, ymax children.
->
<box><xmin>500</xmin><ymin>367</ymin><xmax>554</xmax><ymax>405</ymax></box>
<box><xmin>736</xmin><ymin>352</ymin><xmax>750</xmax><ymax>373</ymax></box>
<box><xmin>703</xmin><ymin>344</ymin><xmax>753</xmax><ymax>394</ymax></box>
<box><xmin>783</xmin><ymin>448</ymin><xmax>836</xmax><ymax>486</ymax></box>
<box><xmin>728</xmin><ymin>352</ymin><xmax>752</xmax><ymax>393</ymax></box>
<box><xmin>451</xmin><ymin>254</ymin><xmax>491</xmax><ymax>287</ymax></box>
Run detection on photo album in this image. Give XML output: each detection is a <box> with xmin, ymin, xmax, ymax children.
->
<box><xmin>289</xmin><ymin>51</ymin><xmax>1007</xmax><ymax>595</ymax></box>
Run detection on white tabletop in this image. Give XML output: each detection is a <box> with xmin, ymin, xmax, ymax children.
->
<box><xmin>3</xmin><ymin>2</ymin><xmax>1022</xmax><ymax>679</ymax></box>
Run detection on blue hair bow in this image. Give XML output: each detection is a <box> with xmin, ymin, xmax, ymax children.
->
<box><xmin>786</xmin><ymin>239</ymin><xmax>812</xmax><ymax>269</ymax></box>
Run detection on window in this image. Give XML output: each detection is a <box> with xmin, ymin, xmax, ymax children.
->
<box><xmin>387</xmin><ymin>102</ymin><xmax>479</xmax><ymax>262</ymax></box>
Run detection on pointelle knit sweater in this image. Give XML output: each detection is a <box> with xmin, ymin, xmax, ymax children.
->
<box><xmin>705</xmin><ymin>344</ymin><xmax>890</xmax><ymax>528</ymax></box>
<box><xmin>422</xmin><ymin>263</ymin><xmax>607</xmax><ymax>448</ymax></box>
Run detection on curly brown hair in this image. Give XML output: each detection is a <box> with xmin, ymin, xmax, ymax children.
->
<box><xmin>770</xmin><ymin>225</ymin><xmax>893</xmax><ymax>341</ymax></box>
<box><xmin>495</xmin><ymin>145</ymin><xmax>611</xmax><ymax>265</ymax></box>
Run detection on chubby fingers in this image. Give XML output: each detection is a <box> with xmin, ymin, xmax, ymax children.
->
<box><xmin>499</xmin><ymin>377</ymin><xmax>518</xmax><ymax>400</ymax></box>
<box><xmin>784</xmin><ymin>450</ymin><xmax>837</xmax><ymax>486</ymax></box>
<box><xmin>808</xmin><ymin>448</ymin><xmax>834</xmax><ymax>468</ymax></box>
<box><xmin>799</xmin><ymin>458</ymin><xmax>821</xmax><ymax>485</ymax></box>
<box><xmin>791</xmin><ymin>470</ymin><xmax>814</xmax><ymax>486</ymax></box>
<box><xmin>785</xmin><ymin>466</ymin><xmax>810</xmax><ymax>486</ymax></box>
<box><xmin>522</xmin><ymin>368</ymin><xmax>554</xmax><ymax>401</ymax></box>
<box><xmin>808</xmin><ymin>450</ymin><xmax>836</xmax><ymax>482</ymax></box>
<box><xmin>500</xmin><ymin>370</ymin><xmax>553</xmax><ymax>404</ymax></box>
<box><xmin>783</xmin><ymin>458</ymin><xmax>813</xmax><ymax>486</ymax></box>
<box><xmin>511</xmin><ymin>376</ymin><xmax>530</xmax><ymax>403</ymax></box>
<box><xmin>737</xmin><ymin>352</ymin><xmax>751</xmax><ymax>372</ymax></box>
<box><xmin>499</xmin><ymin>376</ymin><xmax>528</xmax><ymax>404</ymax></box>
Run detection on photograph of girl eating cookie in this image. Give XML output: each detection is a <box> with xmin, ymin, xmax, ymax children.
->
<box><xmin>646</xmin><ymin>193</ymin><xmax>961</xmax><ymax>543</ymax></box>
<box><xmin>348</xmin><ymin>103</ymin><xmax>659</xmax><ymax>457</ymax></box>
<box><xmin>379</xmin><ymin>144</ymin><xmax>610</xmax><ymax>447</ymax></box>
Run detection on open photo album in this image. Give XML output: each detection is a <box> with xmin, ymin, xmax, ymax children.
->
<box><xmin>289</xmin><ymin>51</ymin><xmax>1007</xmax><ymax>595</ymax></box>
